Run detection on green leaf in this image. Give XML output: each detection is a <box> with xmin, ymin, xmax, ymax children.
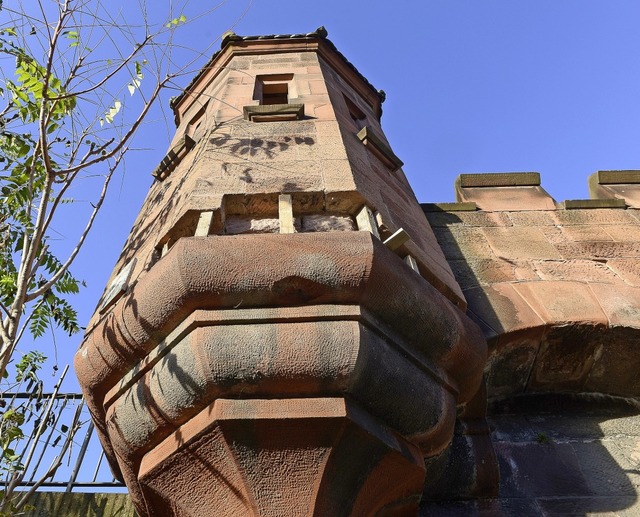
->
<box><xmin>166</xmin><ymin>14</ymin><xmax>187</xmax><ymax>28</ymax></box>
<box><xmin>104</xmin><ymin>99</ymin><xmax>122</xmax><ymax>124</ymax></box>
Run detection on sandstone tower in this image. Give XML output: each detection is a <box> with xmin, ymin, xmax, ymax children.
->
<box><xmin>75</xmin><ymin>28</ymin><xmax>487</xmax><ymax>516</ymax></box>
<box><xmin>75</xmin><ymin>28</ymin><xmax>640</xmax><ymax>516</ymax></box>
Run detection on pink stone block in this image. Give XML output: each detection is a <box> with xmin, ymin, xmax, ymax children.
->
<box><xmin>512</xmin><ymin>281</ymin><xmax>608</xmax><ymax>325</ymax></box>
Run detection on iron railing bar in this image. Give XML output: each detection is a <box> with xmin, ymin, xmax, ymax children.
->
<box><xmin>27</xmin><ymin>398</ymin><xmax>68</xmax><ymax>483</ymax></box>
<box><xmin>16</xmin><ymin>481</ymin><xmax>126</xmax><ymax>487</ymax></box>
<box><xmin>92</xmin><ymin>449</ymin><xmax>105</xmax><ymax>483</ymax></box>
<box><xmin>65</xmin><ymin>418</ymin><xmax>93</xmax><ymax>494</ymax></box>
<box><xmin>0</xmin><ymin>393</ymin><xmax>84</xmax><ymax>400</ymax></box>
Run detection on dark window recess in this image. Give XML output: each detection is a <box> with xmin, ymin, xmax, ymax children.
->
<box><xmin>254</xmin><ymin>74</ymin><xmax>294</xmax><ymax>105</ymax></box>
<box><xmin>246</xmin><ymin>74</ymin><xmax>301</xmax><ymax>122</ymax></box>
<box><xmin>344</xmin><ymin>94</ymin><xmax>366</xmax><ymax>130</ymax></box>
<box><xmin>262</xmin><ymin>83</ymin><xmax>288</xmax><ymax>105</ymax></box>
<box><xmin>187</xmin><ymin>102</ymin><xmax>208</xmax><ymax>141</ymax></box>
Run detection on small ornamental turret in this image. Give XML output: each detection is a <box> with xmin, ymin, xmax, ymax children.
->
<box><xmin>75</xmin><ymin>29</ymin><xmax>487</xmax><ymax>516</ymax></box>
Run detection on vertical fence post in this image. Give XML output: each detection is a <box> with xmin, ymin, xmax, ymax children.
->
<box><xmin>65</xmin><ymin>420</ymin><xmax>94</xmax><ymax>493</ymax></box>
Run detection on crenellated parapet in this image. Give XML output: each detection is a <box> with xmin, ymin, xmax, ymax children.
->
<box><xmin>425</xmin><ymin>171</ymin><xmax>640</xmax><ymax>401</ymax></box>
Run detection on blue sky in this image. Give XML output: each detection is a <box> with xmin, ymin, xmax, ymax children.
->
<box><xmin>9</xmin><ymin>1</ymin><xmax>640</xmax><ymax>387</ymax></box>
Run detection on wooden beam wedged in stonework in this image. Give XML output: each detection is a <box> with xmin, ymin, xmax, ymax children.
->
<box><xmin>384</xmin><ymin>228</ymin><xmax>410</xmax><ymax>251</ymax></box>
<box><xmin>278</xmin><ymin>194</ymin><xmax>295</xmax><ymax>234</ymax></box>
<box><xmin>356</xmin><ymin>205</ymin><xmax>380</xmax><ymax>239</ymax></box>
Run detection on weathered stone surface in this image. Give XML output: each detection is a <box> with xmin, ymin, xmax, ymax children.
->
<box><xmin>553</xmin><ymin>207</ymin><xmax>637</xmax><ymax>226</ymax></box>
<box><xmin>482</xmin><ymin>227</ymin><xmax>562</xmax><ymax>260</ymax></box>
<box><xmin>301</xmin><ymin>213</ymin><xmax>355</xmax><ymax>231</ymax></box>
<box><xmin>589</xmin><ymin>283</ymin><xmax>640</xmax><ymax>326</ymax></box>
<box><xmin>139</xmin><ymin>398</ymin><xmax>425</xmax><ymax>517</ymax></box>
<box><xmin>589</xmin><ymin>170</ymin><xmax>640</xmax><ymax>209</ymax></box>
<box><xmin>427</xmin><ymin>201</ymin><xmax>640</xmax><ymax>412</ymax></box>
<box><xmin>73</xmin><ymin>32</ymin><xmax>495</xmax><ymax>516</ymax></box>
<box><xmin>458</xmin><ymin>185</ymin><xmax>556</xmax><ymax>211</ymax></box>
<box><xmin>506</xmin><ymin>210</ymin><xmax>556</xmax><ymax>226</ymax></box>
<box><xmin>562</xmin><ymin>198</ymin><xmax>627</xmax><ymax>209</ymax></box>
<box><xmin>458</xmin><ymin>172</ymin><xmax>541</xmax><ymax>188</ymax></box>
<box><xmin>77</xmin><ymin>229</ymin><xmax>486</xmax><ymax>515</ymax></box>
<box><xmin>513</xmin><ymin>281</ymin><xmax>607</xmax><ymax>324</ymax></box>
<box><xmin>608</xmin><ymin>258</ymin><xmax>640</xmax><ymax>286</ymax></box>
<box><xmin>560</xmin><ymin>224</ymin><xmax>616</xmax><ymax>241</ymax></box>
<box><xmin>426</xmin><ymin>209</ymin><xmax>512</xmax><ymax>228</ymax></box>
<box><xmin>463</xmin><ymin>394</ymin><xmax>640</xmax><ymax>517</ymax></box>
<box><xmin>463</xmin><ymin>283</ymin><xmax>546</xmax><ymax>337</ymax></box>
<box><xmin>224</xmin><ymin>216</ymin><xmax>280</xmax><ymax>234</ymax></box>
<box><xmin>532</xmin><ymin>259</ymin><xmax>620</xmax><ymax>283</ymax></box>
<box><xmin>73</xmin><ymin>29</ymin><xmax>640</xmax><ymax>516</ymax></box>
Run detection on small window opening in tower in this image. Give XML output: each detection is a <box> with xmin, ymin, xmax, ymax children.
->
<box><xmin>343</xmin><ymin>94</ymin><xmax>366</xmax><ymax>130</ymax></box>
<box><xmin>262</xmin><ymin>83</ymin><xmax>288</xmax><ymax>105</ymax></box>
<box><xmin>187</xmin><ymin>102</ymin><xmax>208</xmax><ymax>142</ymax></box>
<box><xmin>254</xmin><ymin>74</ymin><xmax>294</xmax><ymax>105</ymax></box>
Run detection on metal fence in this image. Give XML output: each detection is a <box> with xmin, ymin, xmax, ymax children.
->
<box><xmin>1</xmin><ymin>377</ymin><xmax>125</xmax><ymax>493</ymax></box>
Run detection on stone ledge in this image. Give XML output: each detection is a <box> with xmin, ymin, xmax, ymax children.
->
<box><xmin>589</xmin><ymin>170</ymin><xmax>640</xmax><ymax>209</ymax></box>
<box><xmin>561</xmin><ymin>199</ymin><xmax>627</xmax><ymax>209</ymax></box>
<box><xmin>357</xmin><ymin>126</ymin><xmax>404</xmax><ymax>171</ymax></box>
<box><xmin>152</xmin><ymin>134</ymin><xmax>195</xmax><ymax>180</ymax></box>
<box><xmin>421</xmin><ymin>202</ymin><xmax>477</xmax><ymax>212</ymax></box>
<box><xmin>595</xmin><ymin>170</ymin><xmax>640</xmax><ymax>184</ymax></box>
<box><xmin>458</xmin><ymin>172</ymin><xmax>541</xmax><ymax>188</ymax></box>
<box><xmin>243</xmin><ymin>103</ymin><xmax>304</xmax><ymax>122</ymax></box>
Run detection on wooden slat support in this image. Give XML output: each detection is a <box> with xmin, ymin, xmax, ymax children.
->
<box><xmin>195</xmin><ymin>210</ymin><xmax>215</xmax><ymax>236</ymax></box>
<box><xmin>404</xmin><ymin>254</ymin><xmax>419</xmax><ymax>273</ymax></box>
<box><xmin>279</xmin><ymin>194</ymin><xmax>295</xmax><ymax>234</ymax></box>
<box><xmin>373</xmin><ymin>211</ymin><xmax>389</xmax><ymax>234</ymax></box>
<box><xmin>356</xmin><ymin>205</ymin><xmax>380</xmax><ymax>239</ymax></box>
<box><xmin>161</xmin><ymin>241</ymin><xmax>170</xmax><ymax>258</ymax></box>
<box><xmin>383</xmin><ymin>228</ymin><xmax>410</xmax><ymax>251</ymax></box>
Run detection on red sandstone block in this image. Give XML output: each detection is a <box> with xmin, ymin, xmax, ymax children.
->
<box><xmin>539</xmin><ymin>226</ymin><xmax>568</xmax><ymax>245</ymax></box>
<box><xmin>532</xmin><ymin>259</ymin><xmax>620</xmax><ymax>284</ymax></box>
<box><xmin>482</xmin><ymin>227</ymin><xmax>562</xmax><ymax>260</ymax></box>
<box><xmin>607</xmin><ymin>259</ymin><xmax>640</xmax><ymax>286</ymax></box>
<box><xmin>463</xmin><ymin>283</ymin><xmax>546</xmax><ymax>337</ymax></box>
<box><xmin>583</xmin><ymin>327</ymin><xmax>640</xmax><ymax>396</ymax></box>
<box><xmin>426</xmin><ymin>211</ymin><xmax>512</xmax><ymax>228</ymax></box>
<box><xmin>603</xmin><ymin>225</ymin><xmax>640</xmax><ymax>242</ymax></box>
<box><xmin>561</xmin><ymin>225</ymin><xmax>615</xmax><ymax>242</ymax></box>
<box><xmin>309</xmin><ymin>80</ymin><xmax>326</xmax><ymax>95</ymax></box>
<box><xmin>458</xmin><ymin>186</ymin><xmax>556</xmax><ymax>211</ymax></box>
<box><xmin>433</xmin><ymin>229</ymin><xmax>495</xmax><ymax>262</ymax></box>
<box><xmin>589</xmin><ymin>283</ymin><xmax>640</xmax><ymax>327</ymax></box>
<box><xmin>512</xmin><ymin>281</ymin><xmax>608</xmax><ymax>326</ymax></box>
<box><xmin>553</xmin><ymin>208</ymin><xmax>637</xmax><ymax>226</ymax></box>
<box><xmin>506</xmin><ymin>211</ymin><xmax>557</xmax><ymax>226</ymax></box>
<box><xmin>528</xmin><ymin>324</ymin><xmax>607</xmax><ymax>392</ymax></box>
<box><xmin>555</xmin><ymin>241</ymin><xmax>640</xmax><ymax>260</ymax></box>
<box><xmin>448</xmin><ymin>259</ymin><xmax>521</xmax><ymax>289</ymax></box>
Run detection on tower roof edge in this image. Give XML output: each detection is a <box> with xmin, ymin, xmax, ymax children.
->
<box><xmin>170</xmin><ymin>27</ymin><xmax>385</xmax><ymax>117</ymax></box>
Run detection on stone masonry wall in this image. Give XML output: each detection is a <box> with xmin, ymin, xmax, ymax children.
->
<box><xmin>422</xmin><ymin>171</ymin><xmax>640</xmax><ymax>516</ymax></box>
<box><xmin>424</xmin><ymin>173</ymin><xmax>640</xmax><ymax>401</ymax></box>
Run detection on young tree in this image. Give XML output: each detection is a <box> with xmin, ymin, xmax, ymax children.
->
<box><xmin>0</xmin><ymin>0</ymin><xmax>245</xmax><ymax>512</ymax></box>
